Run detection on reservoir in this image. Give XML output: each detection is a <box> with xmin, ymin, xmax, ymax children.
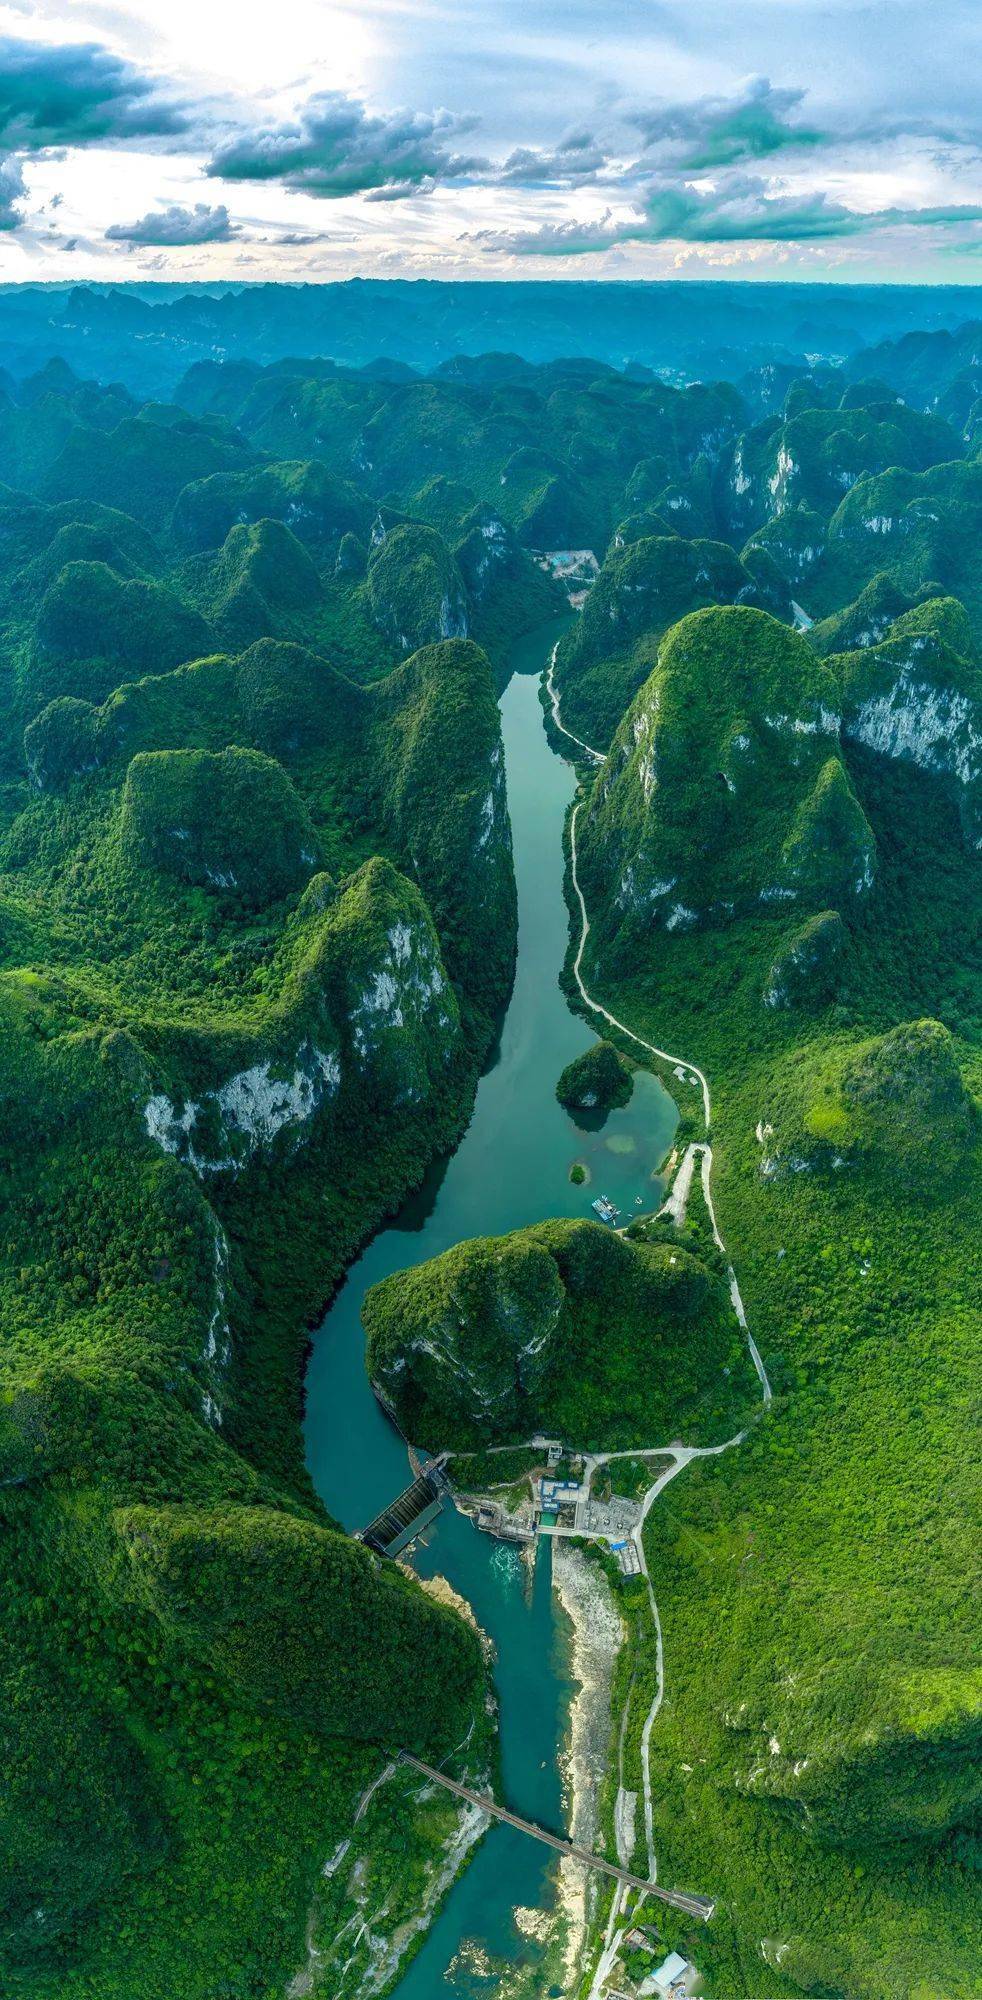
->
<box><xmin>304</xmin><ymin>619</ymin><xmax>678</xmax><ymax>1993</ymax></box>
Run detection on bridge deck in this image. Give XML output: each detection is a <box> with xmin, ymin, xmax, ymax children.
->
<box><xmin>398</xmin><ymin>1754</ymin><xmax>715</xmax><ymax>1920</ymax></box>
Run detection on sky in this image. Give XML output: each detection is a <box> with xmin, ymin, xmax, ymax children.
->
<box><xmin>0</xmin><ymin>0</ymin><xmax>980</xmax><ymax>284</ymax></box>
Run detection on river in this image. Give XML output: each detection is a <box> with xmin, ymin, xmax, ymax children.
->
<box><xmin>303</xmin><ymin>618</ymin><xmax>677</xmax><ymax>1995</ymax></box>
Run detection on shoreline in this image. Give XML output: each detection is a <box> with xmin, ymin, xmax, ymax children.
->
<box><xmin>552</xmin><ymin>1543</ymin><xmax>624</xmax><ymax>1990</ymax></box>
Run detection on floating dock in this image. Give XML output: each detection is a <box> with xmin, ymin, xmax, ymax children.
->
<box><xmin>591</xmin><ymin>1194</ymin><xmax>620</xmax><ymax>1225</ymax></box>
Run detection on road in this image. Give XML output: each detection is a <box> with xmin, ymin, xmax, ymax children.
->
<box><xmin>563</xmin><ymin>728</ymin><xmax>771</xmax><ymax>1403</ymax></box>
<box><xmin>546</xmin><ymin>653</ymin><xmax>775</xmax><ymax>1993</ymax></box>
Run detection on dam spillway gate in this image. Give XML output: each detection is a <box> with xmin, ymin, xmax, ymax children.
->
<box><xmin>357</xmin><ymin>1457</ymin><xmax>449</xmax><ymax>1558</ymax></box>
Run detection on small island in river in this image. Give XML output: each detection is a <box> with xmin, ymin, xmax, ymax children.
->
<box><xmin>556</xmin><ymin>1040</ymin><xmax>634</xmax><ymax>1113</ymax></box>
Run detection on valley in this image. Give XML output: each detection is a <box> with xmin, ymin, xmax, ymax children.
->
<box><xmin>0</xmin><ymin>303</ymin><xmax>977</xmax><ymax>2000</ymax></box>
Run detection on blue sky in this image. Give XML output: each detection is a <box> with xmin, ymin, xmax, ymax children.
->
<box><xmin>1</xmin><ymin>0</ymin><xmax>980</xmax><ymax>281</ymax></box>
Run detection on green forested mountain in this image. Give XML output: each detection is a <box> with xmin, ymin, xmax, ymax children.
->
<box><xmin>0</xmin><ymin>358</ymin><xmax>537</xmax><ymax>1998</ymax></box>
<box><xmin>558</xmin><ymin>378</ymin><xmax>981</xmax><ymax>1995</ymax></box>
<box><xmin>364</xmin><ymin>1217</ymin><xmax>757</xmax><ymax>1450</ymax></box>
<box><xmin>355</xmin><ymin>338</ymin><xmax>980</xmax><ymax>1995</ymax></box>
<box><xmin>0</xmin><ymin>319</ymin><xmax>978</xmax><ymax>2000</ymax></box>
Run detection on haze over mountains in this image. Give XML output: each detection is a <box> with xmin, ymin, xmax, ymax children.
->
<box><xmin>0</xmin><ymin>279</ymin><xmax>980</xmax><ymax>397</ymax></box>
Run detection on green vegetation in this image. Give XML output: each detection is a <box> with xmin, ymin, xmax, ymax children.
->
<box><xmin>177</xmin><ymin>518</ymin><xmax>324</xmax><ymax>649</ymax></box>
<box><xmin>363</xmin><ymin>1216</ymin><xmax>757</xmax><ymax>1451</ymax></box>
<box><xmin>572</xmin><ymin>562</ymin><xmax>981</xmax><ymax>1994</ymax></box>
<box><xmin>808</xmin><ymin>571</ymin><xmax>917</xmax><ymax>656</ymax></box>
<box><xmin>833</xmin><ymin>594</ymin><xmax>982</xmax><ymax>847</ymax></box>
<box><xmin>778</xmin><ymin>755</ymin><xmax>876</xmax><ymax>905</ymax></box>
<box><xmin>763</xmin><ymin>908</ymin><xmax>847</xmax><ymax>1011</ymax></box>
<box><xmin>366</xmin><ymin>520</ymin><xmax>468</xmax><ymax>651</ymax></box>
<box><xmin>29</xmin><ymin>559</ymin><xmax>211</xmax><ymax>713</ymax></box>
<box><xmin>577</xmin><ymin>605</ymin><xmax>869</xmax><ymax>970</ymax></box>
<box><xmin>447</xmin><ymin>1443</ymin><xmax>542</xmax><ymax>1490</ymax></box>
<box><xmin>0</xmin><ymin>352</ymin><xmax>591</xmax><ymax>1998</ymax></box>
<box><xmin>719</xmin><ymin>397</ymin><xmax>960</xmax><ymax>543</ymax></box>
<box><xmin>556</xmin><ymin>1038</ymin><xmax>634</xmax><ymax>1111</ymax></box>
<box><xmin>171</xmin><ymin>457</ymin><xmax>370</xmax><ymax>555</ymax></box>
<box><xmin>741</xmin><ymin>505</ymin><xmax>827</xmax><ymax>590</ymax></box>
<box><xmin>119</xmin><ymin>744</ymin><xmax>319</xmax><ymax>903</ymax></box>
<box><xmin>0</xmin><ymin>327</ymin><xmax>979</xmax><ymax>2000</ymax></box>
<box><xmin>41</xmin><ymin>408</ymin><xmax>257</xmax><ymax>530</ymax></box>
<box><xmin>813</xmin><ymin>459</ymin><xmax>982</xmax><ymax>634</ymax></box>
<box><xmin>801</xmin><ymin>1017</ymin><xmax>976</xmax><ymax>1175</ymax></box>
<box><xmin>118</xmin><ymin>1502</ymin><xmax>482</xmax><ymax>1746</ymax></box>
<box><xmin>554</xmin><ymin>534</ymin><xmax>779</xmax><ymax>745</ymax></box>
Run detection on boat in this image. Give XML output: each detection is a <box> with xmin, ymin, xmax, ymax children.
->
<box><xmin>591</xmin><ymin>1194</ymin><xmax>620</xmax><ymax>1225</ymax></box>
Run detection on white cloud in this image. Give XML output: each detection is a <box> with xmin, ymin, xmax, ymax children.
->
<box><xmin>0</xmin><ymin>3</ymin><xmax>981</xmax><ymax>279</ymax></box>
<box><xmin>105</xmin><ymin>198</ymin><xmax>237</xmax><ymax>243</ymax></box>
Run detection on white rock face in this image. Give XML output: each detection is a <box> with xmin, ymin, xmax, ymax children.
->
<box><xmin>763</xmin><ymin>707</ymin><xmax>841</xmax><ymax>738</ymax></box>
<box><xmin>144</xmin><ymin>1041</ymin><xmax>341</xmax><ymax>1175</ymax></box>
<box><xmin>632</xmin><ymin>704</ymin><xmax>657</xmax><ymax>803</ymax></box>
<box><xmin>768</xmin><ymin>445</ymin><xmax>798</xmax><ymax>511</ymax></box>
<box><xmin>731</xmin><ymin>446</ymin><xmax>752</xmax><ymax>497</ymax></box>
<box><xmin>349</xmin><ymin>918</ymin><xmax>456</xmax><ymax>1101</ymax></box>
<box><xmin>474</xmin><ymin>741</ymin><xmax>509</xmax><ymax>858</ymax></box>
<box><xmin>437</xmin><ymin>591</ymin><xmax>468</xmax><ymax>641</ymax></box>
<box><xmin>616</xmin><ymin>864</ymin><xmax>676</xmax><ymax>912</ymax></box>
<box><xmin>850</xmin><ymin>670</ymin><xmax>982</xmax><ymax>794</ymax></box>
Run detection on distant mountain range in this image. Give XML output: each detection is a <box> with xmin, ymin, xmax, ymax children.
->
<box><xmin>0</xmin><ymin>277</ymin><xmax>979</xmax><ymax>398</ymax></box>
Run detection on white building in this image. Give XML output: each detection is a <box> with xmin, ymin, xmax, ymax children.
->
<box><xmin>642</xmin><ymin>1950</ymin><xmax>691</xmax><ymax>1998</ymax></box>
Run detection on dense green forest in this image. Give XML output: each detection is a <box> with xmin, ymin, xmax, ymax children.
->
<box><xmin>364</xmin><ymin>1216</ymin><xmax>758</xmax><ymax>1450</ymax></box>
<box><xmin>557</xmin><ymin>388</ymin><xmax>981</xmax><ymax>1992</ymax></box>
<box><xmin>0</xmin><ymin>310</ymin><xmax>978</xmax><ymax>2000</ymax></box>
<box><xmin>0</xmin><ymin>350</ymin><xmax>562</xmax><ymax>1997</ymax></box>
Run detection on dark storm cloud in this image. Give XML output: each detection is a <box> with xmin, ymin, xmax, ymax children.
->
<box><xmin>106</xmin><ymin>201</ymin><xmax>237</xmax><ymax>245</ymax></box>
<box><xmin>0</xmin><ymin>33</ymin><xmax>187</xmax><ymax>151</ymax></box>
<box><xmin>208</xmin><ymin>91</ymin><xmax>486</xmax><ymax>198</ymax></box>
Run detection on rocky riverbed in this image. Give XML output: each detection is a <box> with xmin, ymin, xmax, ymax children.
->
<box><xmin>552</xmin><ymin>1544</ymin><xmax>624</xmax><ymax>1988</ymax></box>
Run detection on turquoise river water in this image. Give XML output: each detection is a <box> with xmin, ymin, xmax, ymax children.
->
<box><xmin>304</xmin><ymin>620</ymin><xmax>677</xmax><ymax>1995</ymax></box>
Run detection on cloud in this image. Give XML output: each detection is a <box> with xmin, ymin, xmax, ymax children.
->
<box><xmin>265</xmin><ymin>229</ymin><xmax>331</xmax><ymax>246</ymax></box>
<box><xmin>0</xmin><ymin>33</ymin><xmax>187</xmax><ymax>151</ymax></box>
<box><xmin>473</xmin><ymin>210</ymin><xmax>622</xmax><ymax>256</ymax></box>
<box><xmin>0</xmin><ymin>152</ymin><xmax>25</xmax><ymax>231</ymax></box>
<box><xmin>208</xmin><ymin>90</ymin><xmax>485</xmax><ymax>198</ymax></box>
<box><xmin>105</xmin><ymin>202</ymin><xmax>237</xmax><ymax>246</ymax></box>
<box><xmin>363</xmin><ymin>177</ymin><xmax>437</xmax><ymax>203</ymax></box>
<box><xmin>472</xmin><ymin>174</ymin><xmax>982</xmax><ymax>254</ymax></box>
<box><xmin>497</xmin><ymin>130</ymin><xmax>610</xmax><ymax>186</ymax></box>
<box><xmin>629</xmin><ymin>75</ymin><xmax>822</xmax><ymax>168</ymax></box>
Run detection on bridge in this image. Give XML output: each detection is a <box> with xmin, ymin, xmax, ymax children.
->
<box><xmin>398</xmin><ymin>1754</ymin><xmax>715</xmax><ymax>1921</ymax></box>
<box><xmin>358</xmin><ymin>1456</ymin><xmax>450</xmax><ymax>1558</ymax></box>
